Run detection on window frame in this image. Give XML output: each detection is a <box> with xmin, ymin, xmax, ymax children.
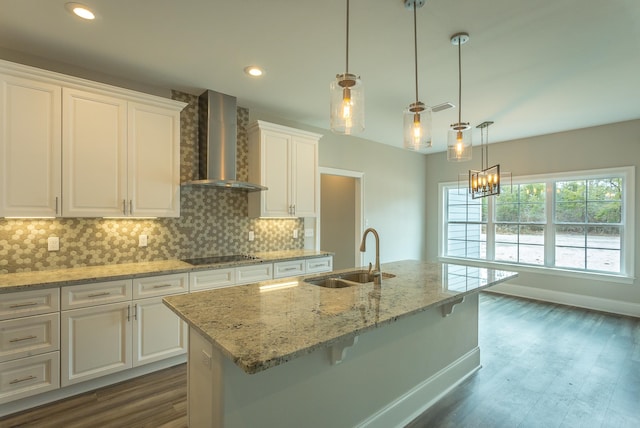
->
<box><xmin>438</xmin><ymin>166</ymin><xmax>635</xmax><ymax>284</ymax></box>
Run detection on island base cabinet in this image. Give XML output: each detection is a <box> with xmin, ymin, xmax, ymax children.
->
<box><xmin>133</xmin><ymin>297</ymin><xmax>187</xmax><ymax>367</ymax></box>
<box><xmin>61</xmin><ymin>302</ymin><xmax>132</xmax><ymax>387</ymax></box>
<box><xmin>187</xmin><ymin>294</ymin><xmax>480</xmax><ymax>428</ymax></box>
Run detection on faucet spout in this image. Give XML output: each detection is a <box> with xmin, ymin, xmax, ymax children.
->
<box><xmin>359</xmin><ymin>228</ymin><xmax>381</xmax><ymax>285</ymax></box>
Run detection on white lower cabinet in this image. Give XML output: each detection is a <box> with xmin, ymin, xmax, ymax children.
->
<box><xmin>132</xmin><ymin>297</ymin><xmax>187</xmax><ymax>367</ymax></box>
<box><xmin>61</xmin><ymin>301</ymin><xmax>131</xmax><ymax>387</ymax></box>
<box><xmin>61</xmin><ymin>273</ymin><xmax>188</xmax><ymax>387</ymax></box>
<box><xmin>0</xmin><ymin>351</ymin><xmax>60</xmax><ymax>404</ymax></box>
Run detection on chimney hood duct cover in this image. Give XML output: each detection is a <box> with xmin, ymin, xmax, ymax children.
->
<box><xmin>185</xmin><ymin>90</ymin><xmax>266</xmax><ymax>191</ymax></box>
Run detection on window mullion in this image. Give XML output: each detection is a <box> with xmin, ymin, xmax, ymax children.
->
<box><xmin>545</xmin><ymin>178</ymin><xmax>555</xmax><ymax>267</ymax></box>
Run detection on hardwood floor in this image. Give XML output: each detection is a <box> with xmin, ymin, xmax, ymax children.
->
<box><xmin>2</xmin><ymin>293</ymin><xmax>638</xmax><ymax>427</ymax></box>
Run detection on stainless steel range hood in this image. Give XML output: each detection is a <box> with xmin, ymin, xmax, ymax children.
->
<box><xmin>184</xmin><ymin>90</ymin><xmax>266</xmax><ymax>191</ymax></box>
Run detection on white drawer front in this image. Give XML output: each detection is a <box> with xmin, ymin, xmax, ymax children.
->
<box><xmin>0</xmin><ymin>351</ymin><xmax>60</xmax><ymax>404</ymax></box>
<box><xmin>61</xmin><ymin>280</ymin><xmax>132</xmax><ymax>310</ymax></box>
<box><xmin>189</xmin><ymin>268</ymin><xmax>236</xmax><ymax>292</ymax></box>
<box><xmin>0</xmin><ymin>288</ymin><xmax>59</xmax><ymax>321</ymax></box>
<box><xmin>0</xmin><ymin>314</ymin><xmax>60</xmax><ymax>363</ymax></box>
<box><xmin>306</xmin><ymin>256</ymin><xmax>333</xmax><ymax>274</ymax></box>
<box><xmin>273</xmin><ymin>260</ymin><xmax>305</xmax><ymax>279</ymax></box>
<box><xmin>133</xmin><ymin>273</ymin><xmax>189</xmax><ymax>299</ymax></box>
<box><xmin>236</xmin><ymin>263</ymin><xmax>273</xmax><ymax>285</ymax></box>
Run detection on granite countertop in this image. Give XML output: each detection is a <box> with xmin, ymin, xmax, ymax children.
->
<box><xmin>0</xmin><ymin>250</ymin><xmax>332</xmax><ymax>292</ymax></box>
<box><xmin>163</xmin><ymin>260</ymin><xmax>518</xmax><ymax>375</ymax></box>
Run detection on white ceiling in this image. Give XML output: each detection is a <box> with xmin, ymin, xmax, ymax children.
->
<box><xmin>1</xmin><ymin>0</ymin><xmax>639</xmax><ymax>153</ymax></box>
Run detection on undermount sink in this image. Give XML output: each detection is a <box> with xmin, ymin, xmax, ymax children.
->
<box><xmin>305</xmin><ymin>270</ymin><xmax>396</xmax><ymax>288</ymax></box>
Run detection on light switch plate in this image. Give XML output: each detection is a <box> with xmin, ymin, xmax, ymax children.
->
<box><xmin>304</xmin><ymin>228</ymin><xmax>314</xmax><ymax>238</ymax></box>
<box><xmin>248</xmin><ymin>231</ymin><xmax>255</xmax><ymax>241</ymax></box>
<box><xmin>138</xmin><ymin>235</ymin><xmax>148</xmax><ymax>247</ymax></box>
<box><xmin>293</xmin><ymin>229</ymin><xmax>299</xmax><ymax>239</ymax></box>
<box><xmin>47</xmin><ymin>237</ymin><xmax>59</xmax><ymax>251</ymax></box>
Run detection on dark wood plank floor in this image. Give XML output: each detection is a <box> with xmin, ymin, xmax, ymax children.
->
<box><xmin>2</xmin><ymin>293</ymin><xmax>639</xmax><ymax>427</ymax></box>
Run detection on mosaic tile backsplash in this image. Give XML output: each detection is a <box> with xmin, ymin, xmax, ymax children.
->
<box><xmin>0</xmin><ymin>91</ymin><xmax>303</xmax><ymax>274</ymax></box>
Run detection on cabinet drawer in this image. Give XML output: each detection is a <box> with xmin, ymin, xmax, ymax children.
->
<box><xmin>61</xmin><ymin>279</ymin><xmax>132</xmax><ymax>310</ymax></box>
<box><xmin>0</xmin><ymin>351</ymin><xmax>60</xmax><ymax>404</ymax></box>
<box><xmin>0</xmin><ymin>288</ymin><xmax>59</xmax><ymax>321</ymax></box>
<box><xmin>133</xmin><ymin>273</ymin><xmax>188</xmax><ymax>299</ymax></box>
<box><xmin>189</xmin><ymin>268</ymin><xmax>235</xmax><ymax>292</ymax></box>
<box><xmin>0</xmin><ymin>314</ymin><xmax>60</xmax><ymax>363</ymax></box>
<box><xmin>236</xmin><ymin>264</ymin><xmax>273</xmax><ymax>285</ymax></box>
<box><xmin>306</xmin><ymin>256</ymin><xmax>333</xmax><ymax>274</ymax></box>
<box><xmin>273</xmin><ymin>260</ymin><xmax>305</xmax><ymax>279</ymax></box>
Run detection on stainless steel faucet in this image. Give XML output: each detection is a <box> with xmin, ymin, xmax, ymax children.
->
<box><xmin>359</xmin><ymin>228</ymin><xmax>382</xmax><ymax>285</ymax></box>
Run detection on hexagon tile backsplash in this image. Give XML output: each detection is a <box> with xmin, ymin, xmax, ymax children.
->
<box><xmin>0</xmin><ymin>91</ymin><xmax>304</xmax><ymax>274</ymax></box>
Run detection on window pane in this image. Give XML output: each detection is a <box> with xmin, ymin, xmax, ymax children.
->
<box><xmin>495</xmin><ymin>243</ymin><xmax>518</xmax><ymax>263</ymax></box>
<box><xmin>586</xmin><ymin>249</ymin><xmax>620</xmax><ymax>273</ymax></box>
<box><xmin>587</xmin><ymin>201</ymin><xmax>621</xmax><ymax>223</ymax></box>
<box><xmin>587</xmin><ymin>178</ymin><xmax>621</xmax><ymax>201</ymax></box>
<box><xmin>587</xmin><ymin>226</ymin><xmax>620</xmax><ymax>250</ymax></box>
<box><xmin>495</xmin><ymin>203</ymin><xmax>519</xmax><ymax>222</ymax></box>
<box><xmin>519</xmin><ymin>244</ymin><xmax>544</xmax><ymax>265</ymax></box>
<box><xmin>520</xmin><ymin>225</ymin><xmax>544</xmax><ymax>245</ymax></box>
<box><xmin>447</xmin><ymin>203</ymin><xmax>467</xmax><ymax>222</ymax></box>
<box><xmin>521</xmin><ymin>203</ymin><xmax>545</xmax><ymax>222</ymax></box>
<box><xmin>556</xmin><ymin>180</ymin><xmax>586</xmax><ymax>201</ymax></box>
<box><xmin>555</xmin><ymin>246</ymin><xmax>585</xmax><ymax>269</ymax></box>
<box><xmin>556</xmin><ymin>225</ymin><xmax>585</xmax><ymax>246</ymax></box>
<box><xmin>520</xmin><ymin>183</ymin><xmax>545</xmax><ymax>203</ymax></box>
<box><xmin>555</xmin><ymin>201</ymin><xmax>586</xmax><ymax>222</ymax></box>
<box><xmin>496</xmin><ymin>224</ymin><xmax>518</xmax><ymax>243</ymax></box>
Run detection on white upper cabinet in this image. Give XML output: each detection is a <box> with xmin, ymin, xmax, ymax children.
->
<box><xmin>0</xmin><ymin>74</ymin><xmax>62</xmax><ymax>217</ymax></box>
<box><xmin>0</xmin><ymin>59</ymin><xmax>185</xmax><ymax>218</ymax></box>
<box><xmin>248</xmin><ymin>121</ymin><xmax>321</xmax><ymax>218</ymax></box>
<box><xmin>62</xmin><ymin>88</ymin><xmax>128</xmax><ymax>217</ymax></box>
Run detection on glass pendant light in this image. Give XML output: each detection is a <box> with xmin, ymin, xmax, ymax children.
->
<box><xmin>403</xmin><ymin>0</ymin><xmax>431</xmax><ymax>152</ymax></box>
<box><xmin>330</xmin><ymin>0</ymin><xmax>364</xmax><ymax>135</ymax></box>
<box><xmin>447</xmin><ymin>32</ymin><xmax>472</xmax><ymax>162</ymax></box>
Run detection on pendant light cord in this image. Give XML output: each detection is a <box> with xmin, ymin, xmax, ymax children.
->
<box><xmin>457</xmin><ymin>37</ymin><xmax>462</xmax><ymax>125</ymax></box>
<box><xmin>345</xmin><ymin>0</ymin><xmax>350</xmax><ymax>73</ymax></box>
<box><xmin>413</xmin><ymin>2</ymin><xmax>419</xmax><ymax>102</ymax></box>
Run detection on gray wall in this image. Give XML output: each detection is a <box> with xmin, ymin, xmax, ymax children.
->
<box><xmin>426</xmin><ymin>119</ymin><xmax>640</xmax><ymax>307</ymax></box>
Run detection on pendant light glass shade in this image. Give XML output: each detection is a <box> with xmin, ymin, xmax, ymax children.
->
<box><xmin>447</xmin><ymin>32</ymin><xmax>472</xmax><ymax>162</ymax></box>
<box><xmin>330</xmin><ymin>0</ymin><xmax>364</xmax><ymax>135</ymax></box>
<box><xmin>447</xmin><ymin>122</ymin><xmax>472</xmax><ymax>161</ymax></box>
<box><xmin>330</xmin><ymin>73</ymin><xmax>364</xmax><ymax>134</ymax></box>
<box><xmin>403</xmin><ymin>102</ymin><xmax>432</xmax><ymax>151</ymax></box>
<box><xmin>403</xmin><ymin>0</ymin><xmax>431</xmax><ymax>152</ymax></box>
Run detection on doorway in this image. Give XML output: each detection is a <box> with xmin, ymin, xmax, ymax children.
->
<box><xmin>319</xmin><ymin>168</ymin><xmax>364</xmax><ymax>270</ymax></box>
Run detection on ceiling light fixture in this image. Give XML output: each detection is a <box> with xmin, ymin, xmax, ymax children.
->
<box><xmin>65</xmin><ymin>3</ymin><xmax>95</xmax><ymax>20</ymax></box>
<box><xmin>244</xmin><ymin>66</ymin><xmax>264</xmax><ymax>77</ymax></box>
<box><xmin>402</xmin><ymin>0</ymin><xmax>431</xmax><ymax>152</ymax></box>
<box><xmin>330</xmin><ymin>0</ymin><xmax>364</xmax><ymax>135</ymax></box>
<box><xmin>468</xmin><ymin>121</ymin><xmax>511</xmax><ymax>198</ymax></box>
<box><xmin>447</xmin><ymin>32</ymin><xmax>472</xmax><ymax>162</ymax></box>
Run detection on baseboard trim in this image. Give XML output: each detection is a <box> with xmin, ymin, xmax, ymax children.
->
<box><xmin>0</xmin><ymin>355</ymin><xmax>186</xmax><ymax>418</ymax></box>
<box><xmin>488</xmin><ymin>283</ymin><xmax>640</xmax><ymax>317</ymax></box>
<box><xmin>357</xmin><ymin>347</ymin><xmax>481</xmax><ymax>428</ymax></box>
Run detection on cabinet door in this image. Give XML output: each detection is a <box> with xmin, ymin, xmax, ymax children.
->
<box><xmin>61</xmin><ymin>302</ymin><xmax>131</xmax><ymax>386</ymax></box>
<box><xmin>62</xmin><ymin>88</ymin><xmax>127</xmax><ymax>217</ymax></box>
<box><xmin>132</xmin><ymin>297</ymin><xmax>187</xmax><ymax>367</ymax></box>
<box><xmin>128</xmin><ymin>102</ymin><xmax>180</xmax><ymax>217</ymax></box>
<box><xmin>261</xmin><ymin>130</ymin><xmax>291</xmax><ymax>217</ymax></box>
<box><xmin>0</xmin><ymin>74</ymin><xmax>61</xmax><ymax>217</ymax></box>
<box><xmin>291</xmin><ymin>136</ymin><xmax>318</xmax><ymax>217</ymax></box>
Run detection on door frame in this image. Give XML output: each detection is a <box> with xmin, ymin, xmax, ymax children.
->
<box><xmin>318</xmin><ymin>167</ymin><xmax>365</xmax><ymax>267</ymax></box>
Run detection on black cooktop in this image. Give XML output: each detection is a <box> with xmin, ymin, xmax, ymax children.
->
<box><xmin>181</xmin><ymin>254</ymin><xmax>261</xmax><ymax>266</ymax></box>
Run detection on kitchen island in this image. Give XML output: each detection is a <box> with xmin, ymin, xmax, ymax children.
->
<box><xmin>163</xmin><ymin>260</ymin><xmax>517</xmax><ymax>428</ymax></box>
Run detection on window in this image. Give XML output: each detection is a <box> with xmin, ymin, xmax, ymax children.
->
<box><xmin>440</xmin><ymin>167</ymin><xmax>634</xmax><ymax>280</ymax></box>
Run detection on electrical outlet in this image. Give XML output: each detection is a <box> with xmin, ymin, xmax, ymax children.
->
<box><xmin>304</xmin><ymin>228</ymin><xmax>314</xmax><ymax>238</ymax></box>
<box><xmin>47</xmin><ymin>236</ymin><xmax>59</xmax><ymax>251</ymax></box>
<box><xmin>248</xmin><ymin>231</ymin><xmax>255</xmax><ymax>241</ymax></box>
<box><xmin>293</xmin><ymin>229</ymin><xmax>299</xmax><ymax>239</ymax></box>
<box><xmin>138</xmin><ymin>235</ymin><xmax>148</xmax><ymax>247</ymax></box>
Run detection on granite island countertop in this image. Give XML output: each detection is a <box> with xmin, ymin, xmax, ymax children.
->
<box><xmin>163</xmin><ymin>260</ymin><xmax>518</xmax><ymax>374</ymax></box>
<box><xmin>0</xmin><ymin>249</ymin><xmax>332</xmax><ymax>292</ymax></box>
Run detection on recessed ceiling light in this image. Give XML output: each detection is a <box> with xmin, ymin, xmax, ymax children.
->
<box><xmin>65</xmin><ymin>3</ymin><xmax>96</xmax><ymax>20</ymax></box>
<box><xmin>244</xmin><ymin>66</ymin><xmax>264</xmax><ymax>77</ymax></box>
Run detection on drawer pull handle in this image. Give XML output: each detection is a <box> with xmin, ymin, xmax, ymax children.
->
<box><xmin>9</xmin><ymin>335</ymin><xmax>37</xmax><ymax>343</ymax></box>
<box><xmin>10</xmin><ymin>375</ymin><xmax>37</xmax><ymax>385</ymax></box>
<box><xmin>152</xmin><ymin>284</ymin><xmax>173</xmax><ymax>289</ymax></box>
<box><xmin>9</xmin><ymin>302</ymin><xmax>38</xmax><ymax>309</ymax></box>
<box><xmin>88</xmin><ymin>292</ymin><xmax>111</xmax><ymax>298</ymax></box>
<box><xmin>310</xmin><ymin>264</ymin><xmax>323</xmax><ymax>268</ymax></box>
<box><xmin>282</xmin><ymin>267</ymin><xmax>298</xmax><ymax>271</ymax></box>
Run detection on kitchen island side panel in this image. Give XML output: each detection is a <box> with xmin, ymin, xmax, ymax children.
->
<box><xmin>189</xmin><ymin>293</ymin><xmax>480</xmax><ymax>428</ymax></box>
